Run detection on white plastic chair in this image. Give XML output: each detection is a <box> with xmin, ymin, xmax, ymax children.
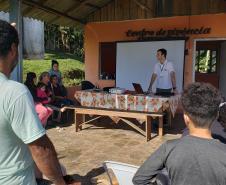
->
<box><xmin>103</xmin><ymin>161</ymin><xmax>139</xmax><ymax>185</ymax></box>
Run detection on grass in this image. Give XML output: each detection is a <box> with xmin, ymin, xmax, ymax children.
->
<box><xmin>23</xmin><ymin>51</ymin><xmax>84</xmax><ymax>87</ymax></box>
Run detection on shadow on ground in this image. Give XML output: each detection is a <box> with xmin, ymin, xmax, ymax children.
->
<box><xmin>67</xmin><ymin>167</ymin><xmax>106</xmax><ymax>185</ymax></box>
<box><xmin>46</xmin><ymin>112</ymin><xmax>186</xmax><ymax>137</ymax></box>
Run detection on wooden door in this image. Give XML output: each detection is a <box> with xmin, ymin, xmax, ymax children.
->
<box><xmin>195</xmin><ymin>41</ymin><xmax>221</xmax><ymax>88</ymax></box>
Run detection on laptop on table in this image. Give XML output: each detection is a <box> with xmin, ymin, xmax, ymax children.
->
<box><xmin>132</xmin><ymin>83</ymin><xmax>174</xmax><ymax>97</ymax></box>
<box><xmin>132</xmin><ymin>83</ymin><xmax>145</xmax><ymax>94</ymax></box>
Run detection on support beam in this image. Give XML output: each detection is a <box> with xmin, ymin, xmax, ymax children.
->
<box><xmin>85</xmin><ymin>3</ymin><xmax>101</xmax><ymax>10</ymax></box>
<box><xmin>49</xmin><ymin>1</ymin><xmax>81</xmax><ymax>24</ymax></box>
<box><xmin>67</xmin><ymin>0</ymin><xmax>92</xmax><ymax>13</ymax></box>
<box><xmin>132</xmin><ymin>0</ymin><xmax>153</xmax><ymax>13</ymax></box>
<box><xmin>49</xmin><ymin>1</ymin><xmax>98</xmax><ymax>24</ymax></box>
<box><xmin>10</xmin><ymin>0</ymin><xmax>23</xmax><ymax>82</ymax></box>
<box><xmin>0</xmin><ymin>0</ymin><xmax>6</xmax><ymax>3</ymax></box>
<box><xmin>85</xmin><ymin>0</ymin><xmax>114</xmax><ymax>20</ymax></box>
<box><xmin>23</xmin><ymin>0</ymin><xmax>48</xmax><ymax>15</ymax></box>
<box><xmin>72</xmin><ymin>0</ymin><xmax>101</xmax><ymax>9</ymax></box>
<box><xmin>22</xmin><ymin>0</ymin><xmax>86</xmax><ymax>24</ymax></box>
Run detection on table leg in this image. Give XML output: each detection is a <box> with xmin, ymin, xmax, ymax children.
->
<box><xmin>75</xmin><ymin>113</ymin><xmax>83</xmax><ymax>132</ymax></box>
<box><xmin>159</xmin><ymin>116</ymin><xmax>163</xmax><ymax>136</ymax></box>
<box><xmin>168</xmin><ymin>109</ymin><xmax>172</xmax><ymax>128</ymax></box>
<box><xmin>146</xmin><ymin>116</ymin><xmax>152</xmax><ymax>141</ymax></box>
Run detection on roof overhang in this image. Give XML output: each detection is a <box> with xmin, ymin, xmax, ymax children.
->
<box><xmin>0</xmin><ymin>0</ymin><xmax>113</xmax><ymax>26</ymax></box>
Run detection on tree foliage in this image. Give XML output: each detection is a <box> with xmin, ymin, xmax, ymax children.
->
<box><xmin>44</xmin><ymin>23</ymin><xmax>84</xmax><ymax>60</ymax></box>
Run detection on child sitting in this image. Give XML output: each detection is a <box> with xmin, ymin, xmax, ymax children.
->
<box><xmin>37</xmin><ymin>82</ymin><xmax>52</xmax><ymax>104</ymax></box>
<box><xmin>36</xmin><ymin>82</ymin><xmax>53</xmax><ymax>126</ymax></box>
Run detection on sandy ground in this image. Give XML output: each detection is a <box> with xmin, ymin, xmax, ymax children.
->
<box><xmin>46</xmin><ymin>114</ymin><xmax>185</xmax><ymax>185</ymax></box>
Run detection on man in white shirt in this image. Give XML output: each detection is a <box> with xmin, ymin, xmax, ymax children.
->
<box><xmin>147</xmin><ymin>48</ymin><xmax>177</xmax><ymax>93</ymax></box>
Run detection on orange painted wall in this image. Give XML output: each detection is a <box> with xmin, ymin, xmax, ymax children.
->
<box><xmin>84</xmin><ymin>13</ymin><xmax>226</xmax><ymax>89</ymax></box>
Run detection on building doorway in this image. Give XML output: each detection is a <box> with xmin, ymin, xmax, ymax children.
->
<box><xmin>194</xmin><ymin>39</ymin><xmax>226</xmax><ymax>98</ymax></box>
<box><xmin>195</xmin><ymin>41</ymin><xmax>221</xmax><ymax>88</ymax></box>
<box><xmin>193</xmin><ymin>39</ymin><xmax>226</xmax><ymax>97</ymax></box>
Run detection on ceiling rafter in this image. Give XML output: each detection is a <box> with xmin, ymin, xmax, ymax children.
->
<box><xmin>49</xmin><ymin>0</ymin><xmax>101</xmax><ymax>24</ymax></box>
<box><xmin>85</xmin><ymin>3</ymin><xmax>101</xmax><ymax>10</ymax></box>
<box><xmin>71</xmin><ymin>0</ymin><xmax>100</xmax><ymax>9</ymax></box>
<box><xmin>23</xmin><ymin>0</ymin><xmax>47</xmax><ymax>15</ymax></box>
<box><xmin>85</xmin><ymin>0</ymin><xmax>114</xmax><ymax>20</ymax></box>
<box><xmin>49</xmin><ymin>1</ymin><xmax>83</xmax><ymax>25</ymax></box>
<box><xmin>67</xmin><ymin>0</ymin><xmax>93</xmax><ymax>14</ymax></box>
<box><xmin>22</xmin><ymin>0</ymin><xmax>86</xmax><ymax>24</ymax></box>
<box><xmin>132</xmin><ymin>0</ymin><xmax>153</xmax><ymax>13</ymax></box>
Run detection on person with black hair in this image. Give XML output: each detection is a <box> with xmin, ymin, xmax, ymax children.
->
<box><xmin>182</xmin><ymin>99</ymin><xmax>226</xmax><ymax>144</ymax></box>
<box><xmin>49</xmin><ymin>60</ymin><xmax>68</xmax><ymax>97</ymax></box>
<box><xmin>49</xmin><ymin>59</ymin><xmax>63</xmax><ymax>86</ymax></box>
<box><xmin>0</xmin><ymin>19</ymin><xmax>67</xmax><ymax>185</ymax></box>
<box><xmin>133</xmin><ymin>82</ymin><xmax>226</xmax><ymax>185</ymax></box>
<box><xmin>24</xmin><ymin>72</ymin><xmax>53</xmax><ymax>127</ymax></box>
<box><xmin>50</xmin><ymin>74</ymin><xmax>74</xmax><ymax>107</ymax></box>
<box><xmin>24</xmin><ymin>72</ymin><xmax>38</xmax><ymax>100</ymax></box>
<box><xmin>147</xmin><ymin>48</ymin><xmax>177</xmax><ymax>93</ymax></box>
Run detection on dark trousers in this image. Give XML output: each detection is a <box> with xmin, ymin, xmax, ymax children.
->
<box><xmin>156</xmin><ymin>88</ymin><xmax>172</xmax><ymax>93</ymax></box>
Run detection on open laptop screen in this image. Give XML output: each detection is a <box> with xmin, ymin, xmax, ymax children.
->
<box><xmin>132</xmin><ymin>83</ymin><xmax>144</xmax><ymax>94</ymax></box>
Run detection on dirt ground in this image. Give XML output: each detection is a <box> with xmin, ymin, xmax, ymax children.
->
<box><xmin>46</xmin><ymin>113</ymin><xmax>185</xmax><ymax>185</ymax></box>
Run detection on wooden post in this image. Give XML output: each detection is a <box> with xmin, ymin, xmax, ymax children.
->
<box><xmin>159</xmin><ymin>116</ymin><xmax>163</xmax><ymax>136</ymax></box>
<box><xmin>146</xmin><ymin>116</ymin><xmax>152</xmax><ymax>141</ymax></box>
<box><xmin>75</xmin><ymin>113</ymin><xmax>83</xmax><ymax>132</ymax></box>
<box><xmin>9</xmin><ymin>0</ymin><xmax>23</xmax><ymax>82</ymax></box>
<box><xmin>167</xmin><ymin>108</ymin><xmax>172</xmax><ymax>128</ymax></box>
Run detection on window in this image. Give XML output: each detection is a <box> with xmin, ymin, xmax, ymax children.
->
<box><xmin>195</xmin><ymin>49</ymin><xmax>217</xmax><ymax>73</ymax></box>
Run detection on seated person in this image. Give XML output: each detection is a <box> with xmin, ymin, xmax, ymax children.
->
<box><xmin>37</xmin><ymin>82</ymin><xmax>52</xmax><ymax>104</ymax></box>
<box><xmin>25</xmin><ymin>72</ymin><xmax>53</xmax><ymax>127</ymax></box>
<box><xmin>50</xmin><ymin>74</ymin><xmax>74</xmax><ymax>107</ymax></box>
<box><xmin>24</xmin><ymin>72</ymin><xmax>38</xmax><ymax>101</ymax></box>
<box><xmin>36</xmin><ymin>82</ymin><xmax>53</xmax><ymax>126</ymax></box>
<box><xmin>133</xmin><ymin>82</ymin><xmax>226</xmax><ymax>185</ymax></box>
<box><xmin>39</xmin><ymin>71</ymin><xmax>53</xmax><ymax>96</ymax></box>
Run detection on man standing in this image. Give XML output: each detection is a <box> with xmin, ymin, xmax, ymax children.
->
<box><xmin>0</xmin><ymin>20</ymin><xmax>66</xmax><ymax>184</ymax></box>
<box><xmin>147</xmin><ymin>48</ymin><xmax>177</xmax><ymax>93</ymax></box>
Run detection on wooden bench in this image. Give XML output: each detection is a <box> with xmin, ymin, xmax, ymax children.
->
<box><xmin>73</xmin><ymin>107</ymin><xmax>164</xmax><ymax>141</ymax></box>
<box><xmin>46</xmin><ymin>104</ymin><xmax>73</xmax><ymax>123</ymax></box>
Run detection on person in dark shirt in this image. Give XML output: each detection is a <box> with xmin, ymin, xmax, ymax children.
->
<box><xmin>133</xmin><ymin>82</ymin><xmax>226</xmax><ymax>185</ymax></box>
<box><xmin>50</xmin><ymin>74</ymin><xmax>74</xmax><ymax>107</ymax></box>
<box><xmin>24</xmin><ymin>72</ymin><xmax>38</xmax><ymax>101</ymax></box>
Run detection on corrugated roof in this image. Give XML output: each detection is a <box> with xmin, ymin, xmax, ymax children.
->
<box><xmin>0</xmin><ymin>0</ymin><xmax>113</xmax><ymax>26</ymax></box>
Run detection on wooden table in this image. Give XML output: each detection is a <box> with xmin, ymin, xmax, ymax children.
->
<box><xmin>74</xmin><ymin>106</ymin><xmax>164</xmax><ymax>141</ymax></box>
<box><xmin>74</xmin><ymin>91</ymin><xmax>180</xmax><ymax>141</ymax></box>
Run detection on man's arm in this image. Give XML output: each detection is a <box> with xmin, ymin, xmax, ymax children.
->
<box><xmin>133</xmin><ymin>143</ymin><xmax>166</xmax><ymax>185</ymax></box>
<box><xmin>148</xmin><ymin>73</ymin><xmax>157</xmax><ymax>92</ymax></box>
<box><xmin>170</xmin><ymin>71</ymin><xmax>176</xmax><ymax>91</ymax></box>
<box><xmin>28</xmin><ymin>135</ymin><xmax>66</xmax><ymax>185</ymax></box>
